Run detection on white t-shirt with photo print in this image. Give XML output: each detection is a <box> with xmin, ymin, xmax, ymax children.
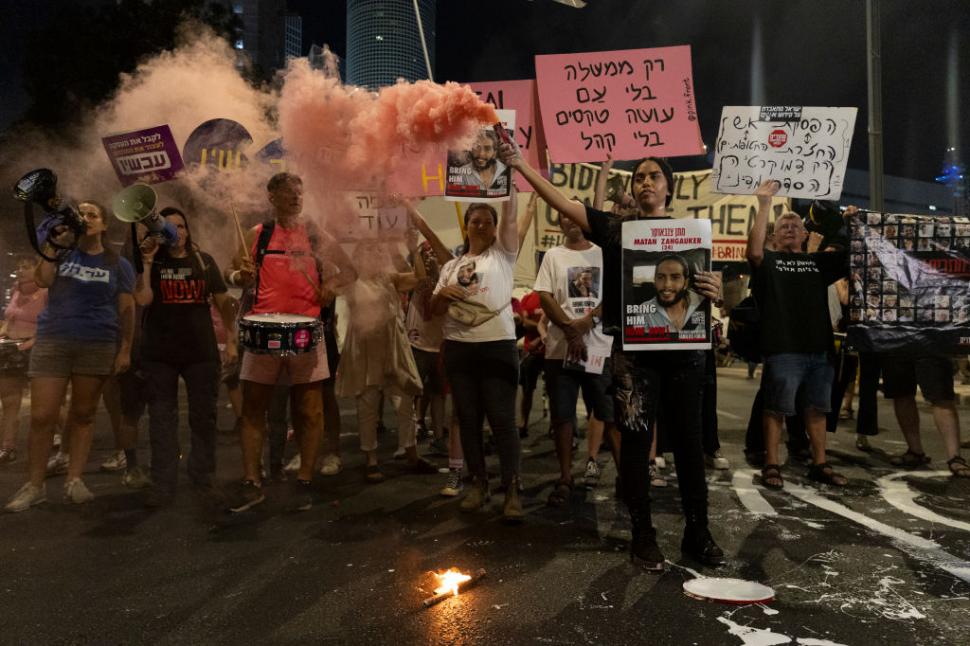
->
<box><xmin>533</xmin><ymin>243</ymin><xmax>613</xmax><ymax>361</ymax></box>
<box><xmin>434</xmin><ymin>240</ymin><xmax>516</xmax><ymax>342</ymax></box>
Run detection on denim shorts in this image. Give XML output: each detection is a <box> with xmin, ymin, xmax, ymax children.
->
<box><xmin>544</xmin><ymin>359</ymin><xmax>614</xmax><ymax>425</ymax></box>
<box><xmin>28</xmin><ymin>339</ymin><xmax>117</xmax><ymax>378</ymax></box>
<box><xmin>763</xmin><ymin>352</ymin><xmax>834</xmax><ymax>417</ymax></box>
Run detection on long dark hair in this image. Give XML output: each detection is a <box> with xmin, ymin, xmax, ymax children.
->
<box><xmin>633</xmin><ymin>157</ymin><xmax>675</xmax><ymax>207</ymax></box>
<box><xmin>461</xmin><ymin>202</ymin><xmax>499</xmax><ymax>254</ymax></box>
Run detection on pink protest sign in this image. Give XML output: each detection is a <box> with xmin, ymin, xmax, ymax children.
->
<box><xmin>395</xmin><ymin>79</ymin><xmax>545</xmax><ymax>196</ymax></box>
<box><xmin>535</xmin><ymin>45</ymin><xmax>704</xmax><ymax>163</ymax></box>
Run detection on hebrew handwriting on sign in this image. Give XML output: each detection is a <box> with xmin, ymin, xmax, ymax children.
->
<box><xmin>710</xmin><ymin>105</ymin><xmax>858</xmax><ymax>200</ymax></box>
<box><xmin>536</xmin><ymin>45</ymin><xmax>703</xmax><ymax>162</ymax></box>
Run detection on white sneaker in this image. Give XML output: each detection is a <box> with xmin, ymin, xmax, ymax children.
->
<box><xmin>46</xmin><ymin>451</ymin><xmax>69</xmax><ymax>476</ymax></box>
<box><xmin>64</xmin><ymin>478</ymin><xmax>94</xmax><ymax>504</ymax></box>
<box><xmin>654</xmin><ymin>456</ymin><xmax>667</xmax><ymax>469</ymax></box>
<box><xmin>283</xmin><ymin>454</ymin><xmax>301</xmax><ymax>473</ymax></box>
<box><xmin>5</xmin><ymin>482</ymin><xmax>47</xmax><ymax>512</ymax></box>
<box><xmin>100</xmin><ymin>450</ymin><xmax>127</xmax><ymax>472</ymax></box>
<box><xmin>121</xmin><ymin>466</ymin><xmax>152</xmax><ymax>489</ymax></box>
<box><xmin>706</xmin><ymin>450</ymin><xmax>730</xmax><ymax>470</ymax></box>
<box><xmin>584</xmin><ymin>458</ymin><xmax>601</xmax><ymax>484</ymax></box>
<box><xmin>440</xmin><ymin>469</ymin><xmax>464</xmax><ymax>497</ymax></box>
<box><xmin>320</xmin><ymin>454</ymin><xmax>342</xmax><ymax>476</ymax></box>
<box><xmin>649</xmin><ymin>464</ymin><xmax>667</xmax><ymax>488</ymax></box>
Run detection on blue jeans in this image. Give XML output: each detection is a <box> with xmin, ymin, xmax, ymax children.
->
<box><xmin>763</xmin><ymin>353</ymin><xmax>834</xmax><ymax>418</ymax></box>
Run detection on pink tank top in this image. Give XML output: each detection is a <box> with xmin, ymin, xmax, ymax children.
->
<box><xmin>3</xmin><ymin>286</ymin><xmax>48</xmax><ymax>339</ymax></box>
<box><xmin>249</xmin><ymin>222</ymin><xmax>320</xmax><ymax>318</ymax></box>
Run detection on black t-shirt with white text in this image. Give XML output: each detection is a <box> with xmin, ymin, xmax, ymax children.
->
<box><xmin>141</xmin><ymin>252</ymin><xmax>227</xmax><ymax>364</ymax></box>
<box><xmin>753</xmin><ymin>249</ymin><xmax>848</xmax><ymax>356</ymax></box>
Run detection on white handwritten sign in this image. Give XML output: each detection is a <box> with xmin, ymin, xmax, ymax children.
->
<box><xmin>711</xmin><ymin>106</ymin><xmax>857</xmax><ymax>200</ymax></box>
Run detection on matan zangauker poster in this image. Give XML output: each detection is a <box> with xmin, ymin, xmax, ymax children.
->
<box><xmin>621</xmin><ymin>219</ymin><xmax>712</xmax><ymax>351</ymax></box>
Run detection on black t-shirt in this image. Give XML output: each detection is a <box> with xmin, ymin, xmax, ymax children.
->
<box><xmin>753</xmin><ymin>249</ymin><xmax>847</xmax><ymax>356</ymax></box>
<box><xmin>141</xmin><ymin>251</ymin><xmax>227</xmax><ymax>363</ymax></box>
<box><xmin>585</xmin><ymin>205</ymin><xmax>634</xmax><ymax>334</ymax></box>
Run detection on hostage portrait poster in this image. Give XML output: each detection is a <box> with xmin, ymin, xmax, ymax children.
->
<box><xmin>445</xmin><ymin>109</ymin><xmax>515</xmax><ymax>201</ymax></box>
<box><xmin>621</xmin><ymin>219</ymin><xmax>712</xmax><ymax>351</ymax></box>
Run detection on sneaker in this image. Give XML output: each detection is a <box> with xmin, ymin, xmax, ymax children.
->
<box><xmin>653</xmin><ymin>456</ymin><xmax>667</xmax><ymax>470</ymax></box>
<box><xmin>427</xmin><ymin>437</ymin><xmax>449</xmax><ymax>457</ymax></box>
<box><xmin>502</xmin><ymin>476</ymin><xmax>524</xmax><ymax>523</ymax></box>
<box><xmin>440</xmin><ymin>469</ymin><xmax>464</xmax><ymax>497</ymax></box>
<box><xmin>287</xmin><ymin>479</ymin><xmax>314</xmax><ymax>512</ymax></box>
<box><xmin>320</xmin><ymin>454</ymin><xmax>342</xmax><ymax>476</ymax></box>
<box><xmin>64</xmin><ymin>478</ymin><xmax>94</xmax><ymax>504</ymax></box>
<box><xmin>0</xmin><ymin>448</ymin><xmax>17</xmax><ymax>465</ymax></box>
<box><xmin>121</xmin><ymin>466</ymin><xmax>152</xmax><ymax>489</ymax></box>
<box><xmin>705</xmin><ymin>450</ymin><xmax>730</xmax><ymax>470</ymax></box>
<box><xmin>5</xmin><ymin>482</ymin><xmax>46</xmax><ymax>512</ymax></box>
<box><xmin>682</xmin><ymin>525</ymin><xmax>726</xmax><ymax>567</ymax></box>
<box><xmin>228</xmin><ymin>480</ymin><xmax>265</xmax><ymax>513</ymax></box>
<box><xmin>100</xmin><ymin>450</ymin><xmax>127</xmax><ymax>472</ymax></box>
<box><xmin>459</xmin><ymin>478</ymin><xmax>490</xmax><ymax>512</ymax></box>
<box><xmin>283</xmin><ymin>454</ymin><xmax>301</xmax><ymax>473</ymax></box>
<box><xmin>584</xmin><ymin>458</ymin><xmax>601</xmax><ymax>485</ymax></box>
<box><xmin>46</xmin><ymin>451</ymin><xmax>69</xmax><ymax>476</ymax></box>
<box><xmin>649</xmin><ymin>463</ymin><xmax>667</xmax><ymax>488</ymax></box>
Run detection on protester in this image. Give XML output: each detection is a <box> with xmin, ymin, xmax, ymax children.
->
<box><xmin>500</xmin><ymin>142</ymin><xmax>724</xmax><ymax>569</ymax></box>
<box><xmin>515</xmin><ymin>289</ymin><xmax>545</xmax><ymax>439</ymax></box>
<box><xmin>432</xmin><ymin>195</ymin><xmax>523</xmax><ymax>523</ymax></box>
<box><xmin>226</xmin><ymin>172</ymin><xmax>356</xmax><ymax>512</ymax></box>
<box><xmin>534</xmin><ymin>212</ymin><xmax>617</xmax><ymax>506</ymax></box>
<box><xmin>5</xmin><ymin>200</ymin><xmax>134</xmax><ymax>512</ymax></box>
<box><xmin>336</xmin><ymin>238</ymin><xmax>436</xmax><ymax>482</ymax></box>
<box><xmin>746</xmin><ymin>181</ymin><xmax>851</xmax><ymax>489</ymax></box>
<box><xmin>0</xmin><ymin>256</ymin><xmax>47</xmax><ymax>465</ymax></box>
<box><xmin>135</xmin><ymin>207</ymin><xmax>238</xmax><ymax>506</ymax></box>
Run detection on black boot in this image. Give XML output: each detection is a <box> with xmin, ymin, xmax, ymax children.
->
<box><xmin>630</xmin><ymin>518</ymin><xmax>665</xmax><ymax>573</ymax></box>
<box><xmin>681</xmin><ymin>506</ymin><xmax>725</xmax><ymax>567</ymax></box>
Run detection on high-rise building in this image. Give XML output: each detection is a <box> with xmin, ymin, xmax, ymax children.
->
<box><xmin>233</xmin><ymin>1</ymin><xmax>300</xmax><ymax>73</ymax></box>
<box><xmin>346</xmin><ymin>0</ymin><xmax>435</xmax><ymax>90</ymax></box>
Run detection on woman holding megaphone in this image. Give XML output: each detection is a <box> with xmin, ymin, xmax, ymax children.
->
<box><xmin>5</xmin><ymin>201</ymin><xmax>136</xmax><ymax>512</ymax></box>
<box><xmin>133</xmin><ymin>207</ymin><xmax>238</xmax><ymax>507</ymax></box>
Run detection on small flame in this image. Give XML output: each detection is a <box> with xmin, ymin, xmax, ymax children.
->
<box><xmin>433</xmin><ymin>568</ymin><xmax>472</xmax><ymax>597</ymax></box>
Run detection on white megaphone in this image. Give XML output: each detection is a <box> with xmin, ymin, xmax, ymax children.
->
<box><xmin>111</xmin><ymin>183</ymin><xmax>178</xmax><ymax>246</ymax></box>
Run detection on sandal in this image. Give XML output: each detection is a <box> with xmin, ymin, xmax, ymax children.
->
<box><xmin>889</xmin><ymin>450</ymin><xmax>931</xmax><ymax>468</ymax></box>
<box><xmin>760</xmin><ymin>464</ymin><xmax>784</xmax><ymax>490</ymax></box>
<box><xmin>947</xmin><ymin>456</ymin><xmax>970</xmax><ymax>479</ymax></box>
<box><xmin>365</xmin><ymin>464</ymin><xmax>384</xmax><ymax>483</ymax></box>
<box><xmin>807</xmin><ymin>463</ymin><xmax>848</xmax><ymax>487</ymax></box>
<box><xmin>547</xmin><ymin>480</ymin><xmax>573</xmax><ymax>507</ymax></box>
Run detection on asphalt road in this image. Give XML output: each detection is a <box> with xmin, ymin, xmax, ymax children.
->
<box><xmin>1</xmin><ymin>365</ymin><xmax>969</xmax><ymax>645</ymax></box>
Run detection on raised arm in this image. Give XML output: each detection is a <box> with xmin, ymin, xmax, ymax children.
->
<box><xmin>592</xmin><ymin>155</ymin><xmax>614</xmax><ymax>211</ymax></box>
<box><xmin>405</xmin><ymin>201</ymin><xmax>454</xmax><ymax>265</ymax></box>
<box><xmin>499</xmin><ymin>142</ymin><xmax>589</xmax><ymax>232</ymax></box>
<box><xmin>516</xmin><ymin>192</ymin><xmax>538</xmax><ymax>253</ymax></box>
<box><xmin>746</xmin><ymin>180</ymin><xmax>780</xmax><ymax>268</ymax></box>
<box><xmin>497</xmin><ymin>183</ymin><xmax>519</xmax><ymax>253</ymax></box>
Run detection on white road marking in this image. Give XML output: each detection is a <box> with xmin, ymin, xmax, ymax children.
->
<box><xmin>732</xmin><ymin>469</ymin><xmax>778</xmax><ymax>517</ymax></box>
<box><xmin>877</xmin><ymin>471</ymin><xmax>970</xmax><ymax>533</ymax></box>
<box><xmin>717</xmin><ymin>408</ymin><xmax>743</xmax><ymax>421</ymax></box>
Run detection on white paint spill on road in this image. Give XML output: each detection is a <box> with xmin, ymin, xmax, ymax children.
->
<box><xmin>717</xmin><ymin>617</ymin><xmax>848</xmax><ymax>646</ymax></box>
<box><xmin>878</xmin><ymin>471</ymin><xmax>970</xmax><ymax>533</ymax></box>
<box><xmin>732</xmin><ymin>469</ymin><xmax>778</xmax><ymax>517</ymax></box>
<box><xmin>786</xmin><ymin>482</ymin><xmax>970</xmax><ymax>584</ymax></box>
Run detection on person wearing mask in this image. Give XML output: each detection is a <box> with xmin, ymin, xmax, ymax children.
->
<box><xmin>5</xmin><ymin>200</ymin><xmax>134</xmax><ymax>511</ymax></box>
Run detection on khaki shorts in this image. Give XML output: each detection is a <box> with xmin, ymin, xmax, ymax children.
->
<box><xmin>240</xmin><ymin>341</ymin><xmax>329</xmax><ymax>386</ymax></box>
<box><xmin>28</xmin><ymin>339</ymin><xmax>117</xmax><ymax>378</ymax></box>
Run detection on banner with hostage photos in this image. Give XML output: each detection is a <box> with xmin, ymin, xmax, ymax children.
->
<box><xmin>846</xmin><ymin>212</ymin><xmax>970</xmax><ymax>355</ymax></box>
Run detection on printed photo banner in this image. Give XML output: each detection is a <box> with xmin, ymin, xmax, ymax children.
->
<box><xmin>101</xmin><ymin>125</ymin><xmax>184</xmax><ymax>186</ymax></box>
<box><xmin>711</xmin><ymin>106</ymin><xmax>857</xmax><ymax>200</ymax></box>
<box><xmin>535</xmin><ymin>45</ymin><xmax>704</xmax><ymax>162</ymax></box>
<box><xmin>445</xmin><ymin>109</ymin><xmax>515</xmax><ymax>202</ymax></box>
<box><xmin>621</xmin><ymin>218</ymin><xmax>712</xmax><ymax>351</ymax></box>
<box><xmin>533</xmin><ymin>163</ymin><xmax>787</xmax><ymax>264</ymax></box>
<box><xmin>846</xmin><ymin>212</ymin><xmax>970</xmax><ymax>355</ymax></box>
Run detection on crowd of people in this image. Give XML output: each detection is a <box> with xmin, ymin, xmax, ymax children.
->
<box><xmin>2</xmin><ymin>143</ymin><xmax>968</xmax><ymax>573</ymax></box>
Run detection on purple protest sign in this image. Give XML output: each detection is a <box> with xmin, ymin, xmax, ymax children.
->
<box><xmin>101</xmin><ymin>125</ymin><xmax>184</xmax><ymax>187</ymax></box>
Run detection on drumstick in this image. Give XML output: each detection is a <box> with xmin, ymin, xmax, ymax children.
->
<box><xmin>298</xmin><ymin>267</ymin><xmax>326</xmax><ymax>303</ymax></box>
<box><xmin>229</xmin><ymin>199</ymin><xmax>251</xmax><ymax>263</ymax></box>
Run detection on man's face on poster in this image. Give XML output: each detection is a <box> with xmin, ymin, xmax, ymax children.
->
<box><xmin>471</xmin><ymin>133</ymin><xmax>497</xmax><ymax>171</ymax></box>
<box><xmin>578</xmin><ymin>270</ymin><xmax>593</xmax><ymax>290</ymax></box>
<box><xmin>654</xmin><ymin>258</ymin><xmax>688</xmax><ymax>307</ymax></box>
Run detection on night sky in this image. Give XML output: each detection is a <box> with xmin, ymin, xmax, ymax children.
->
<box><xmin>3</xmin><ymin>0</ymin><xmax>968</xmax><ymax>182</ymax></box>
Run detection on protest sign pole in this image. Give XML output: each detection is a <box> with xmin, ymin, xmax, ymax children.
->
<box><xmin>866</xmin><ymin>0</ymin><xmax>885</xmax><ymax>211</ymax></box>
<box><xmin>412</xmin><ymin>0</ymin><xmax>434</xmax><ymax>81</ymax></box>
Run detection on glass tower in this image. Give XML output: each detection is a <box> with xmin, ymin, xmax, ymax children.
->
<box><xmin>346</xmin><ymin>0</ymin><xmax>436</xmax><ymax>89</ymax></box>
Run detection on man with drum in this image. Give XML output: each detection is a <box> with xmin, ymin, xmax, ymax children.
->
<box><xmin>226</xmin><ymin>172</ymin><xmax>356</xmax><ymax>512</ymax></box>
